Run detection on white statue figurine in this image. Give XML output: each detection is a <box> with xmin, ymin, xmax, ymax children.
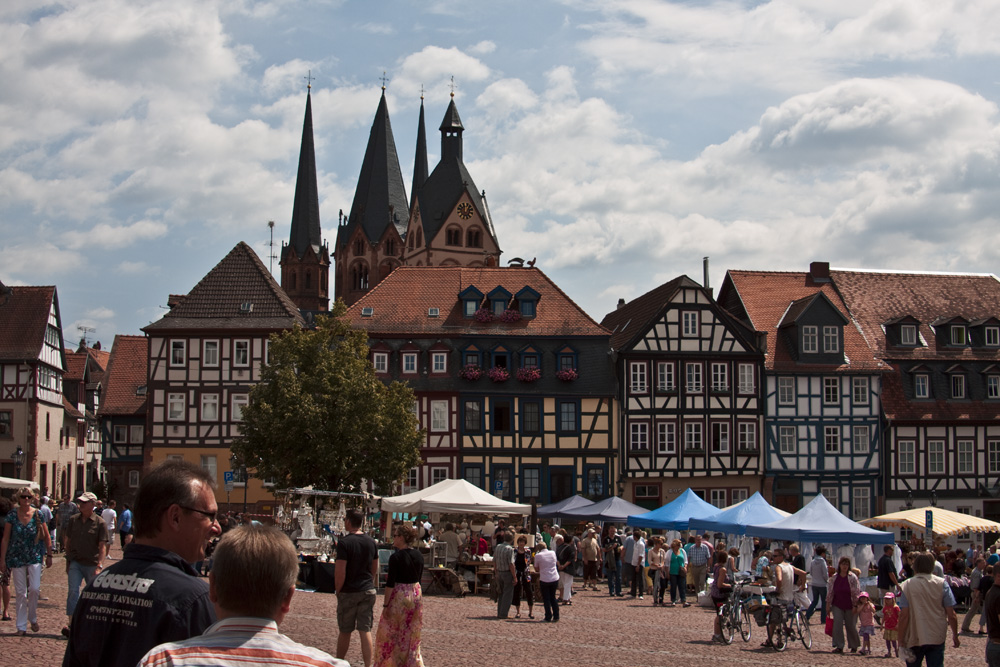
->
<box><xmin>298</xmin><ymin>502</ymin><xmax>317</xmax><ymax>539</ymax></box>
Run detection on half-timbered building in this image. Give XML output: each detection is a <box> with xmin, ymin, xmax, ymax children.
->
<box><xmin>831</xmin><ymin>268</ymin><xmax>1000</xmax><ymax>536</ymax></box>
<box><xmin>142</xmin><ymin>242</ymin><xmax>305</xmax><ymax>513</ymax></box>
<box><xmin>99</xmin><ymin>335</ymin><xmax>148</xmax><ymax>504</ymax></box>
<box><xmin>345</xmin><ymin>266</ymin><xmax>615</xmax><ymax>504</ymax></box>
<box><xmin>63</xmin><ymin>343</ymin><xmax>109</xmax><ymax>496</ymax></box>
<box><xmin>0</xmin><ymin>285</ymin><xmax>83</xmax><ymax>493</ymax></box>
<box><xmin>719</xmin><ymin>263</ymin><xmax>887</xmax><ymax>517</ymax></box>
<box><xmin>602</xmin><ymin>276</ymin><xmax>765</xmax><ymax>510</ymax></box>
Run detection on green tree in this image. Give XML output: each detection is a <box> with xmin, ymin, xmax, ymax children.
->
<box><xmin>232</xmin><ymin>301</ymin><xmax>423</xmax><ymax>493</ymax></box>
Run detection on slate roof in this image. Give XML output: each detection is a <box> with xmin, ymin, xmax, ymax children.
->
<box><xmin>600</xmin><ymin>275</ymin><xmax>690</xmax><ymax>350</ymax></box>
<box><xmin>338</xmin><ymin>91</ymin><xmax>409</xmax><ymax>248</ymax></box>
<box><xmin>881</xmin><ymin>369</ymin><xmax>1000</xmax><ymax>422</ymax></box>
<box><xmin>143</xmin><ymin>242</ymin><xmax>306</xmax><ymax>332</ymax></box>
<box><xmin>721</xmin><ymin>270</ymin><xmax>885</xmax><ymax>372</ymax></box>
<box><xmin>100</xmin><ymin>335</ymin><xmax>148</xmax><ymax>416</ymax></box>
<box><xmin>284</xmin><ymin>91</ymin><xmax>324</xmax><ymax>259</ymax></box>
<box><xmin>410</xmin><ymin>99</ymin><xmax>428</xmax><ymax>211</ymax></box>
<box><xmin>0</xmin><ymin>286</ymin><xmax>60</xmax><ymax>364</ymax></box>
<box><xmin>830</xmin><ymin>269</ymin><xmax>1000</xmax><ymax>361</ymax></box>
<box><xmin>344</xmin><ymin>266</ymin><xmax>608</xmax><ymax>338</ymax></box>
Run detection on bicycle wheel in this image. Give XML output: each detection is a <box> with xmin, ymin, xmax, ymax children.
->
<box><xmin>769</xmin><ymin>613</ymin><xmax>788</xmax><ymax>652</ymax></box>
<box><xmin>796</xmin><ymin>611</ymin><xmax>812</xmax><ymax>649</ymax></box>
<box><xmin>719</xmin><ymin>604</ymin><xmax>735</xmax><ymax>644</ymax></box>
<box><xmin>738</xmin><ymin>604</ymin><xmax>752</xmax><ymax>642</ymax></box>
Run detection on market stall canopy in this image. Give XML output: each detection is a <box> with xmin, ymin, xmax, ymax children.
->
<box><xmin>746</xmin><ymin>494</ymin><xmax>894</xmax><ymax>544</ymax></box>
<box><xmin>536</xmin><ymin>494</ymin><xmax>594</xmax><ymax>520</ymax></box>
<box><xmin>559</xmin><ymin>495</ymin><xmax>649</xmax><ymax>522</ymax></box>
<box><xmin>688</xmin><ymin>492</ymin><xmax>790</xmax><ymax>535</ymax></box>
<box><xmin>626</xmin><ymin>488</ymin><xmax>720</xmax><ymax>530</ymax></box>
<box><xmin>0</xmin><ymin>476</ymin><xmax>40</xmax><ymax>491</ymax></box>
<box><xmin>380</xmin><ymin>478</ymin><xmax>531</xmax><ymax>514</ymax></box>
<box><xmin>860</xmin><ymin>506</ymin><xmax>1000</xmax><ymax>538</ymax></box>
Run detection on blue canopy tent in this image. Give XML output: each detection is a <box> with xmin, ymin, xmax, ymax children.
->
<box><xmin>745</xmin><ymin>494</ymin><xmax>895</xmax><ymax>544</ymax></box>
<box><xmin>535</xmin><ymin>494</ymin><xmax>595</xmax><ymax>522</ymax></box>
<box><xmin>559</xmin><ymin>496</ymin><xmax>649</xmax><ymax>522</ymax></box>
<box><xmin>688</xmin><ymin>492</ymin><xmax>788</xmax><ymax>536</ymax></box>
<box><xmin>626</xmin><ymin>488</ymin><xmax>720</xmax><ymax>530</ymax></box>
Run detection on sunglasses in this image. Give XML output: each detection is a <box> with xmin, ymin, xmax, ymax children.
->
<box><xmin>19</xmin><ymin>495</ymin><xmax>32</xmax><ymax>499</ymax></box>
<box><xmin>180</xmin><ymin>506</ymin><xmax>219</xmax><ymax>523</ymax></box>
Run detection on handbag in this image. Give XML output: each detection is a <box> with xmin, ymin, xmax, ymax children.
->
<box><xmin>825</xmin><ymin>617</ymin><xmax>834</xmax><ymax>636</ymax></box>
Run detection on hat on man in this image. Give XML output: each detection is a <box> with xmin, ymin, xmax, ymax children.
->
<box><xmin>76</xmin><ymin>491</ymin><xmax>98</xmax><ymax>503</ymax></box>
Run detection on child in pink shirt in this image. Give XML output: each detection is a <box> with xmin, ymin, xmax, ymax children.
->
<box><xmin>856</xmin><ymin>591</ymin><xmax>878</xmax><ymax>655</ymax></box>
<box><xmin>882</xmin><ymin>592</ymin><xmax>900</xmax><ymax>658</ymax></box>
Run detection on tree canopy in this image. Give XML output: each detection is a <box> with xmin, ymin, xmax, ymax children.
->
<box><xmin>232</xmin><ymin>301</ymin><xmax>423</xmax><ymax>493</ymax></box>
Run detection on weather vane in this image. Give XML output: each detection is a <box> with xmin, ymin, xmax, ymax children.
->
<box><xmin>305</xmin><ymin>70</ymin><xmax>313</xmax><ymax>90</ymax></box>
<box><xmin>449</xmin><ymin>75</ymin><xmax>456</xmax><ymax>98</ymax></box>
<box><xmin>380</xmin><ymin>71</ymin><xmax>389</xmax><ymax>90</ymax></box>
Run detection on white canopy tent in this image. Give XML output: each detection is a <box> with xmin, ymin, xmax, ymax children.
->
<box><xmin>380</xmin><ymin>478</ymin><xmax>532</xmax><ymax>515</ymax></box>
<box><xmin>0</xmin><ymin>476</ymin><xmax>40</xmax><ymax>492</ymax></box>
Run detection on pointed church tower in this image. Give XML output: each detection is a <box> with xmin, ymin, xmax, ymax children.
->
<box><xmin>280</xmin><ymin>88</ymin><xmax>330</xmax><ymax>313</ymax></box>
<box><xmin>334</xmin><ymin>87</ymin><xmax>409</xmax><ymax>306</ymax></box>
<box><xmin>410</xmin><ymin>95</ymin><xmax>428</xmax><ymax>212</ymax></box>
<box><xmin>404</xmin><ymin>93</ymin><xmax>501</xmax><ymax>268</ymax></box>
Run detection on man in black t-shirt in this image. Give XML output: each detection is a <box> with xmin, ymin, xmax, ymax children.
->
<box><xmin>335</xmin><ymin>509</ymin><xmax>379</xmax><ymax>667</ymax></box>
<box><xmin>877</xmin><ymin>544</ymin><xmax>899</xmax><ymax>605</ymax></box>
<box><xmin>602</xmin><ymin>525</ymin><xmax>624</xmax><ymax>596</ymax></box>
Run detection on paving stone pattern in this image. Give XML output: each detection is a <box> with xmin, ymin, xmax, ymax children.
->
<box><xmin>4</xmin><ymin>550</ymin><xmax>991</xmax><ymax>666</ymax></box>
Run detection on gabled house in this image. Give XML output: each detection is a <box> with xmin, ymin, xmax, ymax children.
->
<box><xmin>142</xmin><ymin>242</ymin><xmax>305</xmax><ymax>513</ymax></box>
<box><xmin>719</xmin><ymin>263</ymin><xmax>886</xmax><ymax>517</ymax></box>
<box><xmin>830</xmin><ymin>267</ymin><xmax>1000</xmax><ymax>538</ymax></box>
<box><xmin>345</xmin><ymin>266</ymin><xmax>615</xmax><ymax>504</ymax></box>
<box><xmin>0</xmin><ymin>285</ymin><xmax>81</xmax><ymax>494</ymax></box>
<box><xmin>63</xmin><ymin>342</ymin><xmax>108</xmax><ymax>496</ymax></box>
<box><xmin>602</xmin><ymin>275</ymin><xmax>765</xmax><ymax>509</ymax></box>
<box><xmin>99</xmin><ymin>335</ymin><xmax>148</xmax><ymax>503</ymax></box>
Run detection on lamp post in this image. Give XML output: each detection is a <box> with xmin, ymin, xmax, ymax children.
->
<box><xmin>12</xmin><ymin>446</ymin><xmax>23</xmax><ymax>479</ymax></box>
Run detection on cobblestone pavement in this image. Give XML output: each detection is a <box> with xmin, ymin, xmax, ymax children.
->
<box><xmin>3</xmin><ymin>551</ymin><xmax>992</xmax><ymax>667</ymax></box>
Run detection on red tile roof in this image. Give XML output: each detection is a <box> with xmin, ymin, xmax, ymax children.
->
<box><xmin>100</xmin><ymin>335</ymin><xmax>148</xmax><ymax>416</ymax></box>
<box><xmin>0</xmin><ymin>286</ymin><xmax>57</xmax><ymax>363</ymax></box>
<box><xmin>143</xmin><ymin>242</ymin><xmax>305</xmax><ymax>332</ymax></box>
<box><xmin>62</xmin><ymin>395</ymin><xmax>84</xmax><ymax>420</ymax></box>
<box><xmin>345</xmin><ymin>266</ymin><xmax>608</xmax><ymax>337</ymax></box>
<box><xmin>599</xmin><ymin>275</ymin><xmax>690</xmax><ymax>350</ymax></box>
<box><xmin>723</xmin><ymin>270</ymin><xmax>885</xmax><ymax>372</ymax></box>
<box><xmin>64</xmin><ymin>351</ymin><xmax>87</xmax><ymax>381</ymax></box>
<box><xmin>831</xmin><ymin>269</ymin><xmax>1000</xmax><ymax>362</ymax></box>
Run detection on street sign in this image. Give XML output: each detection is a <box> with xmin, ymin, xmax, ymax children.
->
<box><xmin>926</xmin><ymin>509</ymin><xmax>933</xmax><ymax>536</ymax></box>
<box><xmin>224</xmin><ymin>470</ymin><xmax>234</xmax><ymax>492</ymax></box>
<box><xmin>494</xmin><ymin>480</ymin><xmax>504</xmax><ymax>492</ymax></box>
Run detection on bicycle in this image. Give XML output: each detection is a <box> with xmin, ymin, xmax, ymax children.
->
<box><xmin>766</xmin><ymin>602</ymin><xmax>812</xmax><ymax>651</ymax></box>
<box><xmin>718</xmin><ymin>575</ymin><xmax>754</xmax><ymax>644</ymax></box>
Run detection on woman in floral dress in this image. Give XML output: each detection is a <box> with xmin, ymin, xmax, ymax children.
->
<box><xmin>374</xmin><ymin>523</ymin><xmax>424</xmax><ymax>666</ymax></box>
<box><xmin>0</xmin><ymin>488</ymin><xmax>53</xmax><ymax>636</ymax></box>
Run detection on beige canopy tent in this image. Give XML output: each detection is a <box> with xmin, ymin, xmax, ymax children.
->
<box><xmin>860</xmin><ymin>506</ymin><xmax>1000</xmax><ymax>538</ymax></box>
<box><xmin>0</xmin><ymin>476</ymin><xmax>40</xmax><ymax>492</ymax></box>
<box><xmin>380</xmin><ymin>478</ymin><xmax>532</xmax><ymax>515</ymax></box>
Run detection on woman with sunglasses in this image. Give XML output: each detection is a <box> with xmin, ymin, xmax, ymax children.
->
<box><xmin>0</xmin><ymin>488</ymin><xmax>52</xmax><ymax>635</ymax></box>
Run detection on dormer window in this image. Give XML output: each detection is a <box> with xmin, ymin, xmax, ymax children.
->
<box><xmin>988</xmin><ymin>327</ymin><xmax>1000</xmax><ymax>347</ymax></box>
<box><xmin>951</xmin><ymin>325</ymin><xmax>967</xmax><ymax>346</ymax></box>
<box><xmin>488</xmin><ymin>286</ymin><xmax>512</xmax><ymax>316</ymax></box>
<box><xmin>988</xmin><ymin>374</ymin><xmax>1000</xmax><ymax>399</ymax></box>
<box><xmin>802</xmin><ymin>326</ymin><xmax>818</xmax><ymax>353</ymax></box>
<box><xmin>516</xmin><ymin>286</ymin><xmax>540</xmax><ymax>319</ymax></box>
<box><xmin>914</xmin><ymin>373</ymin><xmax>930</xmax><ymax>399</ymax></box>
<box><xmin>951</xmin><ymin>374</ymin><xmax>966</xmax><ymax>399</ymax></box>
<box><xmin>459</xmin><ymin>286</ymin><xmax>484</xmax><ymax>318</ymax></box>
<box><xmin>823</xmin><ymin>326</ymin><xmax>839</xmax><ymax>354</ymax></box>
<box><xmin>901</xmin><ymin>324</ymin><xmax>917</xmax><ymax>346</ymax></box>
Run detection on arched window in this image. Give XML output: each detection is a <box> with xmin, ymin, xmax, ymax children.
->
<box><xmin>446</xmin><ymin>226</ymin><xmax>462</xmax><ymax>246</ymax></box>
<box><xmin>416</xmin><ymin>228</ymin><xmax>423</xmax><ymax>246</ymax></box>
<box><xmin>305</xmin><ymin>271</ymin><xmax>312</xmax><ymax>289</ymax></box>
<box><xmin>354</xmin><ymin>239</ymin><xmax>365</xmax><ymax>257</ymax></box>
<box><xmin>351</xmin><ymin>264</ymin><xmax>369</xmax><ymax>291</ymax></box>
<box><xmin>467</xmin><ymin>229</ymin><xmax>482</xmax><ymax>248</ymax></box>
<box><xmin>385</xmin><ymin>239</ymin><xmax>395</xmax><ymax>255</ymax></box>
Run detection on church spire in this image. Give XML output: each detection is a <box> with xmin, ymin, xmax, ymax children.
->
<box><xmin>439</xmin><ymin>96</ymin><xmax>464</xmax><ymax>162</ymax></box>
<box><xmin>410</xmin><ymin>93</ymin><xmax>428</xmax><ymax>211</ymax></box>
<box><xmin>288</xmin><ymin>89</ymin><xmax>321</xmax><ymax>257</ymax></box>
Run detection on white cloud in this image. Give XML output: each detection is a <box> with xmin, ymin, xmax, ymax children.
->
<box><xmin>0</xmin><ymin>242</ymin><xmax>86</xmax><ymax>276</ymax></box>
<box><xmin>84</xmin><ymin>306</ymin><xmax>115</xmax><ymax>319</ymax></box>
<box><xmin>262</xmin><ymin>59</ymin><xmax>325</xmax><ymax>97</ymax></box>
<box><xmin>394</xmin><ymin>46</ymin><xmax>491</xmax><ymax>101</ymax></box>
<box><xmin>469</xmin><ymin>40</ymin><xmax>496</xmax><ymax>55</ymax></box>
<box><xmin>63</xmin><ymin>220</ymin><xmax>168</xmax><ymax>250</ymax></box>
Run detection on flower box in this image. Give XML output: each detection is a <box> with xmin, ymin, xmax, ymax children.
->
<box><xmin>499</xmin><ymin>308</ymin><xmax>522</xmax><ymax>323</ymax></box>
<box><xmin>516</xmin><ymin>367</ymin><xmax>541</xmax><ymax>382</ymax></box>
<box><xmin>474</xmin><ymin>308</ymin><xmax>494</xmax><ymax>323</ymax></box>
<box><xmin>555</xmin><ymin>368</ymin><xmax>579</xmax><ymax>382</ymax></box>
<box><xmin>459</xmin><ymin>365</ymin><xmax>483</xmax><ymax>381</ymax></box>
<box><xmin>487</xmin><ymin>366</ymin><xmax>510</xmax><ymax>383</ymax></box>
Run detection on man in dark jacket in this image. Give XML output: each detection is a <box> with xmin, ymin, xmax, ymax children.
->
<box><xmin>62</xmin><ymin>460</ymin><xmax>221</xmax><ymax>667</ymax></box>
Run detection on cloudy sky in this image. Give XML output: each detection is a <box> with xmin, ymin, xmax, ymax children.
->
<box><xmin>3</xmin><ymin>0</ymin><xmax>1000</xmax><ymax>345</ymax></box>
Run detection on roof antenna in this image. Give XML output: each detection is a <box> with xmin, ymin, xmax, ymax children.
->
<box><xmin>78</xmin><ymin>325</ymin><xmax>95</xmax><ymax>347</ymax></box>
<box><xmin>268</xmin><ymin>220</ymin><xmax>277</xmax><ymax>275</ymax></box>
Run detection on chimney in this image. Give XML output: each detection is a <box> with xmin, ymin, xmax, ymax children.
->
<box><xmin>703</xmin><ymin>257</ymin><xmax>710</xmax><ymax>291</ymax></box>
<box><xmin>809</xmin><ymin>261</ymin><xmax>831</xmax><ymax>283</ymax></box>
<box><xmin>617</xmin><ymin>298</ymin><xmax>626</xmax><ymax>310</ymax></box>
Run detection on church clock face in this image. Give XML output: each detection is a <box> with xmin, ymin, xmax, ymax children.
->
<box><xmin>457</xmin><ymin>202</ymin><xmax>474</xmax><ymax>220</ymax></box>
